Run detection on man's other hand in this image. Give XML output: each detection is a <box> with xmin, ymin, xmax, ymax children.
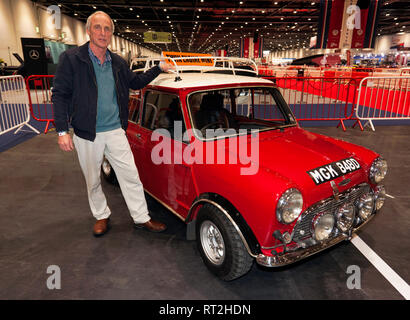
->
<box><xmin>58</xmin><ymin>134</ymin><xmax>74</xmax><ymax>152</ymax></box>
<box><xmin>159</xmin><ymin>60</ymin><xmax>176</xmax><ymax>72</ymax></box>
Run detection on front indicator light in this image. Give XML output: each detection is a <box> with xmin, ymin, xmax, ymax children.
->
<box><xmin>375</xmin><ymin>185</ymin><xmax>386</xmax><ymax>210</ymax></box>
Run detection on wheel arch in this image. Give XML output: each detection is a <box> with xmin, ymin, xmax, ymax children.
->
<box><xmin>186</xmin><ymin>193</ymin><xmax>261</xmax><ymax>257</ymax></box>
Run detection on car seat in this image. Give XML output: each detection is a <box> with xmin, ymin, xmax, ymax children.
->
<box><xmin>195</xmin><ymin>93</ymin><xmax>237</xmax><ymax>130</ymax></box>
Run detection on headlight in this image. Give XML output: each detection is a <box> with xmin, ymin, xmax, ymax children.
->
<box><xmin>357</xmin><ymin>193</ymin><xmax>375</xmax><ymax>220</ymax></box>
<box><xmin>313</xmin><ymin>212</ymin><xmax>335</xmax><ymax>241</ymax></box>
<box><xmin>369</xmin><ymin>158</ymin><xmax>387</xmax><ymax>184</ymax></box>
<box><xmin>336</xmin><ymin>203</ymin><xmax>355</xmax><ymax>233</ymax></box>
<box><xmin>374</xmin><ymin>185</ymin><xmax>386</xmax><ymax>210</ymax></box>
<box><xmin>276</xmin><ymin>188</ymin><xmax>303</xmax><ymax>224</ymax></box>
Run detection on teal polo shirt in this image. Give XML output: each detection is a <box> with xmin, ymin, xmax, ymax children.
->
<box><xmin>88</xmin><ymin>45</ymin><xmax>121</xmax><ymax>133</ymax></box>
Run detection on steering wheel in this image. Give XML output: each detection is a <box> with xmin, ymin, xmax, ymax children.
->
<box><xmin>200</xmin><ymin>121</ymin><xmax>227</xmax><ymax>136</ymax></box>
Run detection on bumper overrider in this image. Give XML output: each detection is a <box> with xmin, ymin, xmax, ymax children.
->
<box><xmin>256</xmin><ymin>183</ymin><xmax>386</xmax><ymax>267</ymax></box>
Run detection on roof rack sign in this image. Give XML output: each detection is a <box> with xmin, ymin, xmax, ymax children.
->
<box><xmin>162</xmin><ymin>51</ymin><xmax>214</xmax><ymax>66</ymax></box>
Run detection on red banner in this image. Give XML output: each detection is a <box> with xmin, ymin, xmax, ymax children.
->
<box><xmin>253</xmin><ymin>38</ymin><xmax>260</xmax><ymax>58</ymax></box>
<box><xmin>326</xmin><ymin>0</ymin><xmax>345</xmax><ymax>49</ymax></box>
<box><xmin>243</xmin><ymin>38</ymin><xmax>250</xmax><ymax>59</ymax></box>
<box><xmin>351</xmin><ymin>7</ymin><xmax>369</xmax><ymax>48</ymax></box>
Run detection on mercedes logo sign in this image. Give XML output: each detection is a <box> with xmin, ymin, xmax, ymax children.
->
<box><xmin>29</xmin><ymin>49</ymin><xmax>40</xmax><ymax>60</ymax></box>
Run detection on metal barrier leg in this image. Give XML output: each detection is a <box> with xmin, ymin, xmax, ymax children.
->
<box><xmin>352</xmin><ymin>119</ymin><xmax>364</xmax><ymax>131</ymax></box>
<box><xmin>336</xmin><ymin>119</ymin><xmax>346</xmax><ymax>132</ymax></box>
<box><xmin>43</xmin><ymin>120</ymin><xmax>55</xmax><ymax>134</ymax></box>
<box><xmin>14</xmin><ymin>122</ymin><xmax>40</xmax><ymax>134</ymax></box>
<box><xmin>363</xmin><ymin>119</ymin><xmax>376</xmax><ymax>131</ymax></box>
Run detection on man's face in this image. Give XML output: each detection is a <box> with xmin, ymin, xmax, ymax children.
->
<box><xmin>87</xmin><ymin>14</ymin><xmax>112</xmax><ymax>50</ymax></box>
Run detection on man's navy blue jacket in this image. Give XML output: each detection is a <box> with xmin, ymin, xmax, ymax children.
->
<box><xmin>52</xmin><ymin>41</ymin><xmax>162</xmax><ymax>141</ymax></box>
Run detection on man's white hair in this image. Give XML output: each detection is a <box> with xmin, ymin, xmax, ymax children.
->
<box><xmin>86</xmin><ymin>11</ymin><xmax>115</xmax><ymax>32</ymax></box>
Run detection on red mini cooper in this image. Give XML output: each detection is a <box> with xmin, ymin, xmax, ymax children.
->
<box><xmin>102</xmin><ymin>57</ymin><xmax>387</xmax><ymax>281</ymax></box>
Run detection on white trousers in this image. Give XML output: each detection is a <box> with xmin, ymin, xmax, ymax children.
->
<box><xmin>73</xmin><ymin>128</ymin><xmax>150</xmax><ymax>224</ymax></box>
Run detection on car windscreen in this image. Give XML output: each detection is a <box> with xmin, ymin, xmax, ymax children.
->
<box><xmin>187</xmin><ymin>87</ymin><xmax>297</xmax><ymax>139</ymax></box>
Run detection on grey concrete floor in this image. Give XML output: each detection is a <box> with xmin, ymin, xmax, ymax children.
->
<box><xmin>0</xmin><ymin>125</ymin><xmax>409</xmax><ymax>300</ymax></box>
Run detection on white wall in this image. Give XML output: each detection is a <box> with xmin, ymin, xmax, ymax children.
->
<box><xmin>269</xmin><ymin>33</ymin><xmax>410</xmax><ymax>61</ymax></box>
<box><xmin>0</xmin><ymin>0</ymin><xmax>158</xmax><ymax>66</ymax></box>
<box><xmin>0</xmin><ymin>0</ymin><xmax>20</xmax><ymax>65</ymax></box>
<box><xmin>374</xmin><ymin>33</ymin><xmax>410</xmax><ymax>53</ymax></box>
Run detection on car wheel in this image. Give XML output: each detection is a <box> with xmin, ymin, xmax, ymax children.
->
<box><xmin>101</xmin><ymin>156</ymin><xmax>118</xmax><ymax>186</ymax></box>
<box><xmin>196</xmin><ymin>204</ymin><xmax>254</xmax><ymax>281</ymax></box>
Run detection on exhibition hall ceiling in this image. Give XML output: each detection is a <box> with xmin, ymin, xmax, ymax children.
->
<box><xmin>32</xmin><ymin>0</ymin><xmax>410</xmax><ymax>54</ymax></box>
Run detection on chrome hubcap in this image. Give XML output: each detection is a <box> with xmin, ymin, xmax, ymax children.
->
<box><xmin>200</xmin><ymin>220</ymin><xmax>225</xmax><ymax>265</ymax></box>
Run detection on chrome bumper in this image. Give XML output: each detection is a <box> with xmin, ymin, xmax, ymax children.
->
<box><xmin>256</xmin><ymin>214</ymin><xmax>375</xmax><ymax>268</ymax></box>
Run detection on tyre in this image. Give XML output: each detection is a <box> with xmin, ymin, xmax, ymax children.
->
<box><xmin>101</xmin><ymin>156</ymin><xmax>119</xmax><ymax>186</ymax></box>
<box><xmin>196</xmin><ymin>204</ymin><xmax>254</xmax><ymax>281</ymax></box>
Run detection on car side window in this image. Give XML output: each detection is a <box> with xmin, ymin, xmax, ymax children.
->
<box><xmin>141</xmin><ymin>91</ymin><xmax>186</xmax><ymax>141</ymax></box>
<box><xmin>128</xmin><ymin>90</ymin><xmax>142</xmax><ymax>123</ymax></box>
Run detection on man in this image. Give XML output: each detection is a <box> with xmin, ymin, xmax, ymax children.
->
<box><xmin>52</xmin><ymin>11</ymin><xmax>172</xmax><ymax>236</ymax></box>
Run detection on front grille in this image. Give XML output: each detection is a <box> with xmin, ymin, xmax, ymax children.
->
<box><xmin>292</xmin><ymin>183</ymin><xmax>371</xmax><ymax>242</ymax></box>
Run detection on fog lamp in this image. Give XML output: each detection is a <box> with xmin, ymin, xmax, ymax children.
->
<box><xmin>336</xmin><ymin>203</ymin><xmax>355</xmax><ymax>233</ymax></box>
<box><xmin>313</xmin><ymin>213</ymin><xmax>335</xmax><ymax>241</ymax></box>
<box><xmin>369</xmin><ymin>158</ymin><xmax>387</xmax><ymax>184</ymax></box>
<box><xmin>357</xmin><ymin>193</ymin><xmax>374</xmax><ymax>220</ymax></box>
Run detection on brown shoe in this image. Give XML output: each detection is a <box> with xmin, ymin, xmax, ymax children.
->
<box><xmin>93</xmin><ymin>218</ymin><xmax>110</xmax><ymax>237</ymax></box>
<box><xmin>134</xmin><ymin>219</ymin><xmax>167</xmax><ymax>233</ymax></box>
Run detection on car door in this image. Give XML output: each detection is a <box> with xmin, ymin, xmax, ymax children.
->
<box><xmin>126</xmin><ymin>89</ymin><xmax>156</xmax><ymax>193</ymax></box>
<box><xmin>130</xmin><ymin>89</ymin><xmax>196</xmax><ymax>219</ymax></box>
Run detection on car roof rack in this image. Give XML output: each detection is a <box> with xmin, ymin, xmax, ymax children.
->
<box><xmin>130</xmin><ymin>56</ymin><xmax>258</xmax><ymax>81</ymax></box>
